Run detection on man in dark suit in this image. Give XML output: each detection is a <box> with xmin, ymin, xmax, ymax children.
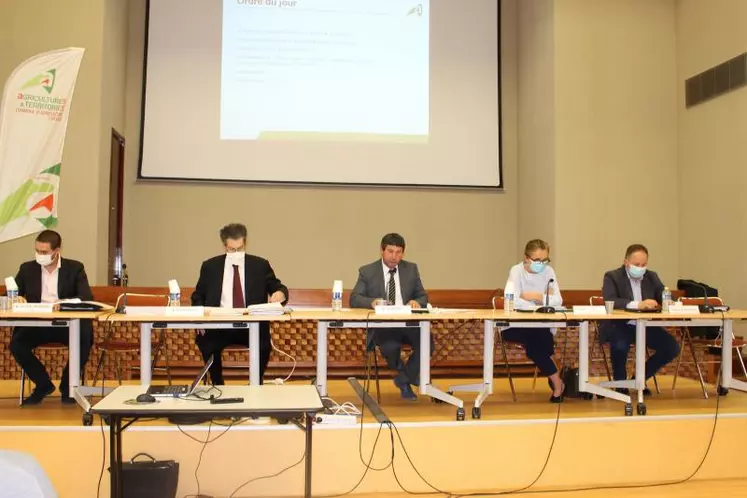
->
<box><xmin>600</xmin><ymin>244</ymin><xmax>679</xmax><ymax>389</ymax></box>
<box><xmin>9</xmin><ymin>230</ymin><xmax>94</xmax><ymax>405</ymax></box>
<box><xmin>192</xmin><ymin>223</ymin><xmax>288</xmax><ymax>385</ymax></box>
<box><xmin>350</xmin><ymin>233</ymin><xmax>429</xmax><ymax>400</ymax></box>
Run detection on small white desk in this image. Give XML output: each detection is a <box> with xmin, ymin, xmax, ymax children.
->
<box><xmin>92</xmin><ymin>385</ymin><xmax>324</xmax><ymax>498</ymax></box>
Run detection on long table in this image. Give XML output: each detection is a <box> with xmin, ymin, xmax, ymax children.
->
<box><xmin>92</xmin><ymin>384</ymin><xmax>323</xmax><ymax>498</ymax></box>
<box><xmin>93</xmin><ymin>308</ymin><xmax>747</xmax><ymax>420</ymax></box>
<box><xmin>0</xmin><ymin>310</ymin><xmax>109</xmax><ymax>412</ymax></box>
<box><xmin>99</xmin><ymin>312</ymin><xmax>290</xmax><ymax>386</ymax></box>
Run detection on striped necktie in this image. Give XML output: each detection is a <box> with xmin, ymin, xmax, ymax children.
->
<box><xmin>387</xmin><ymin>268</ymin><xmax>397</xmax><ymax>305</ymax></box>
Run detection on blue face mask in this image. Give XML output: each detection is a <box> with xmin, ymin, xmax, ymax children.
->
<box><xmin>529</xmin><ymin>261</ymin><xmax>547</xmax><ymax>274</ymax></box>
<box><xmin>628</xmin><ymin>265</ymin><xmax>647</xmax><ymax>279</ymax></box>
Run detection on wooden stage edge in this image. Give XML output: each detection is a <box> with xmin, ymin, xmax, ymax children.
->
<box><xmin>2</xmin><ymin>377</ymin><xmax>747</xmax><ymax>497</ymax></box>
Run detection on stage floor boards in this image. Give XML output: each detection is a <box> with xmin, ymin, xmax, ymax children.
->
<box><xmin>0</xmin><ymin>375</ymin><xmax>745</xmax><ymax>426</ymax></box>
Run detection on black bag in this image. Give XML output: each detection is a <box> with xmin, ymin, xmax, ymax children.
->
<box><xmin>560</xmin><ymin>366</ymin><xmax>581</xmax><ymax>398</ymax></box>
<box><xmin>677</xmin><ymin>279</ymin><xmax>720</xmax><ymax>339</ymax></box>
<box><xmin>113</xmin><ymin>452</ymin><xmax>179</xmax><ymax>498</ymax></box>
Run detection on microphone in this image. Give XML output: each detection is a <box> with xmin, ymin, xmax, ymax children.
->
<box><xmin>116</xmin><ymin>263</ymin><xmax>128</xmax><ymax>313</ymax></box>
<box><xmin>536</xmin><ymin>278</ymin><xmax>556</xmax><ymax>314</ymax></box>
<box><xmin>696</xmin><ymin>282</ymin><xmax>714</xmax><ymax>313</ymax></box>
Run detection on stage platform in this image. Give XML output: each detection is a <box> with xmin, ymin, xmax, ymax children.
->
<box><xmin>1</xmin><ymin>376</ymin><xmax>747</xmax><ymax>497</ymax></box>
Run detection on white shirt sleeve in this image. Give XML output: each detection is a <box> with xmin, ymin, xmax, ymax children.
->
<box><xmin>546</xmin><ymin>272</ymin><xmax>563</xmax><ymax>307</ymax></box>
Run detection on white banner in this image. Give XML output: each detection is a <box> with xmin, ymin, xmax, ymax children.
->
<box><xmin>0</xmin><ymin>47</ymin><xmax>85</xmax><ymax>244</ymax></box>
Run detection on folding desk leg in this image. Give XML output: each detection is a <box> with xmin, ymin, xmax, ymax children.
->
<box><xmin>68</xmin><ymin>319</ymin><xmax>81</xmax><ymax>397</ymax></box>
<box><xmin>304</xmin><ymin>413</ymin><xmax>313</xmax><ymax>498</ymax></box>
<box><xmin>635</xmin><ymin>320</ymin><xmax>646</xmax><ymax>415</ymax></box>
<box><xmin>316</xmin><ymin>321</ymin><xmax>328</xmax><ymax>396</ymax></box>
<box><xmin>249</xmin><ymin>322</ymin><xmax>260</xmax><ymax>385</ymax></box>
<box><xmin>140</xmin><ymin>323</ymin><xmax>153</xmax><ymax>385</ymax></box>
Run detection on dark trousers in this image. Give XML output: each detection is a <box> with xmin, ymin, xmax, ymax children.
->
<box><xmin>600</xmin><ymin>322</ymin><xmax>679</xmax><ymax>380</ymax></box>
<box><xmin>501</xmin><ymin>327</ymin><xmax>558</xmax><ymax>376</ymax></box>
<box><xmin>372</xmin><ymin>327</ymin><xmax>432</xmax><ymax>386</ymax></box>
<box><xmin>195</xmin><ymin>328</ymin><xmax>271</xmax><ymax>385</ymax></box>
<box><xmin>9</xmin><ymin>323</ymin><xmax>94</xmax><ymax>394</ymax></box>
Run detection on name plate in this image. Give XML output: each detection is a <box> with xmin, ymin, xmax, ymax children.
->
<box><xmin>375</xmin><ymin>305</ymin><xmax>412</xmax><ymax>315</ymax></box>
<box><xmin>12</xmin><ymin>302</ymin><xmax>55</xmax><ymax>313</ymax></box>
<box><xmin>667</xmin><ymin>305</ymin><xmax>700</xmax><ymax>314</ymax></box>
<box><xmin>572</xmin><ymin>305</ymin><xmax>607</xmax><ymax>315</ymax></box>
<box><xmin>165</xmin><ymin>306</ymin><xmax>205</xmax><ymax>317</ymax></box>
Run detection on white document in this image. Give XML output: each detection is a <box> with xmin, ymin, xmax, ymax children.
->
<box><xmin>572</xmin><ymin>305</ymin><xmax>607</xmax><ymax>315</ymax></box>
<box><xmin>247</xmin><ymin>302</ymin><xmax>285</xmax><ymax>315</ymax></box>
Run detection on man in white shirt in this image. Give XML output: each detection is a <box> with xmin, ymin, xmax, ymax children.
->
<box><xmin>192</xmin><ymin>223</ymin><xmax>288</xmax><ymax>385</ymax></box>
<box><xmin>600</xmin><ymin>244</ymin><xmax>679</xmax><ymax>390</ymax></box>
<box><xmin>9</xmin><ymin>230</ymin><xmax>93</xmax><ymax>405</ymax></box>
<box><xmin>350</xmin><ymin>233</ymin><xmax>429</xmax><ymax>400</ymax></box>
<box><xmin>502</xmin><ymin>239</ymin><xmax>565</xmax><ymax>402</ymax></box>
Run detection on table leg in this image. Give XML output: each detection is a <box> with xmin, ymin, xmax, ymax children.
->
<box><xmin>68</xmin><ymin>319</ymin><xmax>81</xmax><ymax>396</ymax></box>
<box><xmin>316</xmin><ymin>321</ymin><xmax>328</xmax><ymax>396</ymax></box>
<box><xmin>140</xmin><ymin>323</ymin><xmax>152</xmax><ymax>385</ymax></box>
<box><xmin>419</xmin><ymin>320</ymin><xmax>431</xmax><ymax>394</ymax></box>
<box><xmin>109</xmin><ymin>416</ymin><xmax>123</xmax><ymax>498</ymax></box>
<box><xmin>304</xmin><ymin>413</ymin><xmax>313</xmax><ymax>498</ymax></box>
<box><xmin>249</xmin><ymin>323</ymin><xmax>260</xmax><ymax>385</ymax></box>
<box><xmin>635</xmin><ymin>320</ymin><xmax>646</xmax><ymax>406</ymax></box>
<box><xmin>722</xmin><ymin>319</ymin><xmax>733</xmax><ymax>389</ymax></box>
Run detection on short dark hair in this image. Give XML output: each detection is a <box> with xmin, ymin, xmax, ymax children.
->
<box><xmin>219</xmin><ymin>223</ymin><xmax>247</xmax><ymax>244</ymax></box>
<box><xmin>625</xmin><ymin>244</ymin><xmax>648</xmax><ymax>259</ymax></box>
<box><xmin>35</xmin><ymin>230</ymin><xmax>62</xmax><ymax>250</ymax></box>
<box><xmin>524</xmin><ymin>239</ymin><xmax>549</xmax><ymax>256</ymax></box>
<box><xmin>380</xmin><ymin>233</ymin><xmax>406</xmax><ymax>251</ymax></box>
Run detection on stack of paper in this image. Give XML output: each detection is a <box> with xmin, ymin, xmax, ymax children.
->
<box><xmin>247</xmin><ymin>302</ymin><xmax>285</xmax><ymax>315</ymax></box>
<box><xmin>208</xmin><ymin>307</ymin><xmax>247</xmax><ymax>316</ymax></box>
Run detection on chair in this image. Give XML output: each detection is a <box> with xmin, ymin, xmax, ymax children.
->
<box><xmin>92</xmin><ymin>293</ymin><xmax>172</xmax><ymax>386</ymax></box>
<box><xmin>18</xmin><ymin>343</ymin><xmax>68</xmax><ymax>405</ymax></box>
<box><xmin>672</xmin><ymin>297</ymin><xmax>747</xmax><ymax>399</ymax></box>
<box><xmin>363</xmin><ymin>331</ymin><xmax>413</xmax><ymax>404</ymax></box>
<box><xmin>492</xmin><ymin>296</ymin><xmax>539</xmax><ymax>402</ymax></box>
<box><xmin>590</xmin><ymin>296</ymin><xmax>660</xmax><ymax>393</ymax></box>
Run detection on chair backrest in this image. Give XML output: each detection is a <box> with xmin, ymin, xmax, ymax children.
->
<box><xmin>115</xmin><ymin>293</ymin><xmax>169</xmax><ymax>309</ymax></box>
<box><xmin>590</xmin><ymin>296</ymin><xmax>604</xmax><ymax>306</ymax></box>
<box><xmin>680</xmin><ymin>296</ymin><xmax>724</xmax><ymax>306</ymax></box>
<box><xmin>491</xmin><ymin>296</ymin><xmax>504</xmax><ymax>310</ymax></box>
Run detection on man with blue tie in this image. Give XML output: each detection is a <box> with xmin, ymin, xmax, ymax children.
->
<box><xmin>350</xmin><ymin>233</ymin><xmax>429</xmax><ymax>400</ymax></box>
<box><xmin>599</xmin><ymin>244</ymin><xmax>680</xmax><ymax>393</ymax></box>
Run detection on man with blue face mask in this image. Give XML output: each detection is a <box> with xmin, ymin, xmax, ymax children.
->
<box><xmin>502</xmin><ymin>239</ymin><xmax>565</xmax><ymax>402</ymax></box>
<box><xmin>600</xmin><ymin>244</ymin><xmax>679</xmax><ymax>391</ymax></box>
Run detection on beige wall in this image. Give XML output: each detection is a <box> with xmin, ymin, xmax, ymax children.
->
<box><xmin>677</xmin><ymin>0</ymin><xmax>747</xmax><ymax>308</ymax></box>
<box><xmin>517</xmin><ymin>0</ymin><xmax>556</xmax><ymax>258</ymax></box>
<box><xmin>0</xmin><ymin>0</ymin><xmax>112</xmax><ymax>284</ymax></box>
<box><xmin>121</xmin><ymin>0</ymin><xmax>520</xmax><ymax>290</ymax></box>
<box><xmin>553</xmin><ymin>0</ymin><xmax>679</xmax><ymax>288</ymax></box>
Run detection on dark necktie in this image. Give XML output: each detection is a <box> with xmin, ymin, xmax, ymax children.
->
<box><xmin>387</xmin><ymin>268</ymin><xmax>397</xmax><ymax>305</ymax></box>
<box><xmin>232</xmin><ymin>264</ymin><xmax>244</xmax><ymax>308</ymax></box>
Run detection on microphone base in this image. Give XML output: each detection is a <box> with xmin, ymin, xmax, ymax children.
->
<box><xmin>535</xmin><ymin>306</ymin><xmax>556</xmax><ymax>314</ymax></box>
<box><xmin>699</xmin><ymin>304</ymin><xmax>715</xmax><ymax>314</ymax></box>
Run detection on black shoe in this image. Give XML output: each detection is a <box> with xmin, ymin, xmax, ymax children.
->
<box><xmin>60</xmin><ymin>395</ymin><xmax>77</xmax><ymax>405</ymax></box>
<box><xmin>550</xmin><ymin>394</ymin><xmax>564</xmax><ymax>403</ymax></box>
<box><xmin>615</xmin><ymin>387</ymin><xmax>630</xmax><ymax>395</ymax></box>
<box><xmin>394</xmin><ymin>378</ymin><xmax>418</xmax><ymax>401</ymax></box>
<box><xmin>22</xmin><ymin>384</ymin><xmax>55</xmax><ymax>406</ymax></box>
<box><xmin>642</xmin><ymin>387</ymin><xmax>652</xmax><ymax>397</ymax></box>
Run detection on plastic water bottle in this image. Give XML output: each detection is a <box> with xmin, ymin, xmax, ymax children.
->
<box><xmin>503</xmin><ymin>283</ymin><xmax>515</xmax><ymax>313</ymax></box>
<box><xmin>662</xmin><ymin>287</ymin><xmax>672</xmax><ymax>312</ymax></box>
<box><xmin>169</xmin><ymin>292</ymin><xmax>181</xmax><ymax>307</ymax></box>
<box><xmin>332</xmin><ymin>280</ymin><xmax>343</xmax><ymax>311</ymax></box>
<box><xmin>7</xmin><ymin>289</ymin><xmax>18</xmax><ymax>305</ymax></box>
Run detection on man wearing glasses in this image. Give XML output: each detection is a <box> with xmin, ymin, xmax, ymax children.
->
<box><xmin>191</xmin><ymin>223</ymin><xmax>288</xmax><ymax>385</ymax></box>
<box><xmin>501</xmin><ymin>239</ymin><xmax>565</xmax><ymax>402</ymax></box>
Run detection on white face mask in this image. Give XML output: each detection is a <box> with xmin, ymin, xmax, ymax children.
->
<box><xmin>226</xmin><ymin>251</ymin><xmax>244</xmax><ymax>263</ymax></box>
<box><xmin>35</xmin><ymin>253</ymin><xmax>53</xmax><ymax>266</ymax></box>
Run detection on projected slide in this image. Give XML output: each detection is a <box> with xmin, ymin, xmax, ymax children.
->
<box><xmin>220</xmin><ymin>0</ymin><xmax>430</xmax><ymax>142</ymax></box>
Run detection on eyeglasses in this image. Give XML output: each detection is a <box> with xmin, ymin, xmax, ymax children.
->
<box><xmin>225</xmin><ymin>246</ymin><xmax>245</xmax><ymax>253</ymax></box>
<box><xmin>527</xmin><ymin>257</ymin><xmax>551</xmax><ymax>264</ymax></box>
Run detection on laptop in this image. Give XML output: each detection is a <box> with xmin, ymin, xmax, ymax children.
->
<box><xmin>146</xmin><ymin>355</ymin><xmax>214</xmax><ymax>398</ymax></box>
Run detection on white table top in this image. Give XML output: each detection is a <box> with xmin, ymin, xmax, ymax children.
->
<box><xmin>92</xmin><ymin>385</ymin><xmax>324</xmax><ymax>416</ymax></box>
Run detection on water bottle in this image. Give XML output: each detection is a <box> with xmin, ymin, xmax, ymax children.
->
<box><xmin>503</xmin><ymin>283</ymin><xmax>515</xmax><ymax>313</ymax></box>
<box><xmin>332</xmin><ymin>280</ymin><xmax>343</xmax><ymax>311</ymax></box>
<box><xmin>169</xmin><ymin>292</ymin><xmax>181</xmax><ymax>307</ymax></box>
<box><xmin>7</xmin><ymin>289</ymin><xmax>18</xmax><ymax>305</ymax></box>
<box><xmin>662</xmin><ymin>287</ymin><xmax>672</xmax><ymax>312</ymax></box>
